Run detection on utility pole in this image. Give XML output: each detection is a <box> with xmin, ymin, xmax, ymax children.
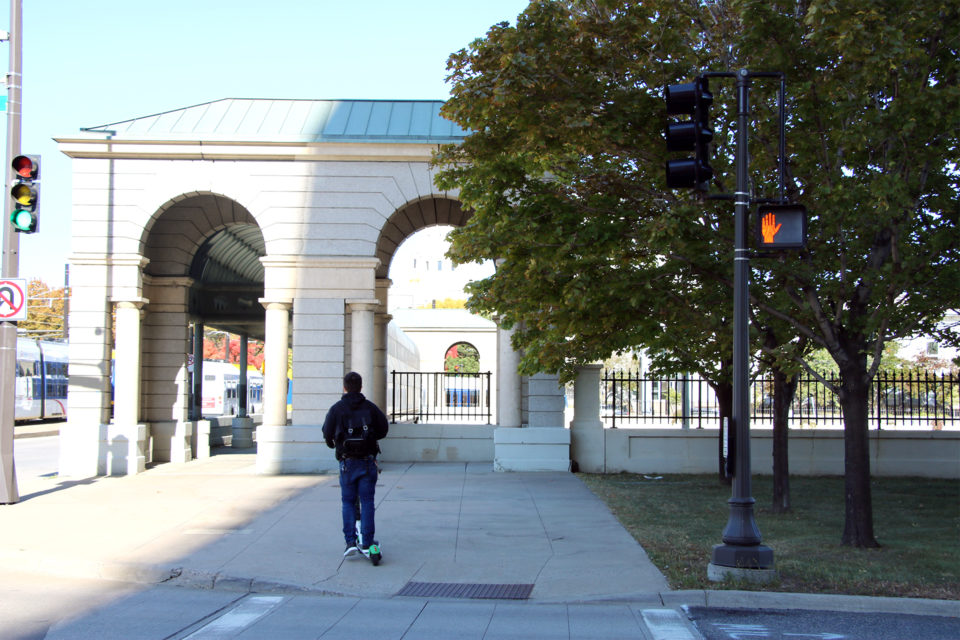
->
<box><xmin>0</xmin><ymin>0</ymin><xmax>22</xmax><ymax>504</ymax></box>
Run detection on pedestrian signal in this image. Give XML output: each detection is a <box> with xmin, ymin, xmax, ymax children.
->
<box><xmin>756</xmin><ymin>204</ymin><xmax>806</xmax><ymax>249</ymax></box>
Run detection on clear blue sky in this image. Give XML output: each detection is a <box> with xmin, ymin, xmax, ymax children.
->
<box><xmin>8</xmin><ymin>0</ymin><xmax>529</xmax><ymax>286</ymax></box>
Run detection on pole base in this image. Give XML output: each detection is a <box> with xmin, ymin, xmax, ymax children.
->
<box><xmin>707</xmin><ymin>562</ymin><xmax>778</xmax><ymax>584</ymax></box>
<box><xmin>711</xmin><ymin>542</ymin><xmax>774</xmax><ymax>570</ymax></box>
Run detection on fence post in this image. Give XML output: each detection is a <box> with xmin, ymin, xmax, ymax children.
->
<box><xmin>610</xmin><ymin>371</ymin><xmax>617</xmax><ymax>429</ymax></box>
<box><xmin>390</xmin><ymin>370</ymin><xmax>396</xmax><ymax>423</ymax></box>
<box><xmin>875</xmin><ymin>371</ymin><xmax>882</xmax><ymax>430</ymax></box>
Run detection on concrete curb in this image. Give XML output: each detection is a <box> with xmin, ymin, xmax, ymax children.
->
<box><xmin>13</xmin><ymin>426</ymin><xmax>59</xmax><ymax>439</ymax></box>
<box><xmin>6</xmin><ymin>547</ymin><xmax>956</xmax><ymax>618</ymax></box>
<box><xmin>664</xmin><ymin>589</ymin><xmax>960</xmax><ymax>618</ymax></box>
<box><xmin>0</xmin><ymin>550</ymin><xmax>180</xmax><ymax>585</ymax></box>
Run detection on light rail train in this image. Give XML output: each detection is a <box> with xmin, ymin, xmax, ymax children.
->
<box><xmin>14</xmin><ymin>338</ymin><xmax>68</xmax><ymax>422</ymax></box>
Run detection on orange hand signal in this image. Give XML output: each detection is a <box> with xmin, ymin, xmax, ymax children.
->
<box><xmin>761</xmin><ymin>212</ymin><xmax>781</xmax><ymax>244</ymax></box>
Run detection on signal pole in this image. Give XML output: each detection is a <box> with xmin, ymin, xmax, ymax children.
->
<box><xmin>0</xmin><ymin>0</ymin><xmax>22</xmax><ymax>504</ymax></box>
<box><xmin>708</xmin><ymin>69</ymin><xmax>774</xmax><ymax>579</ymax></box>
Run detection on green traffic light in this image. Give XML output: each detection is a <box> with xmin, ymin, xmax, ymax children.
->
<box><xmin>10</xmin><ymin>208</ymin><xmax>36</xmax><ymax>232</ymax></box>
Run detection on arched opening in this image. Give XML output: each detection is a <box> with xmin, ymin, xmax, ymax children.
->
<box><xmin>444</xmin><ymin>341</ymin><xmax>480</xmax><ymax>373</ymax></box>
<box><xmin>377</xmin><ymin>212</ymin><xmax>497</xmax><ymax>425</ymax></box>
<box><xmin>135</xmin><ymin>193</ymin><xmax>269</xmax><ymax>460</ymax></box>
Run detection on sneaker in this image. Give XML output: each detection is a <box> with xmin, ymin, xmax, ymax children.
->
<box><xmin>343</xmin><ymin>539</ymin><xmax>359</xmax><ymax>557</ymax></box>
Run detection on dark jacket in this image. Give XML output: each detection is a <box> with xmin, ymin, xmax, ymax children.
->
<box><xmin>322</xmin><ymin>391</ymin><xmax>389</xmax><ymax>460</ymax></box>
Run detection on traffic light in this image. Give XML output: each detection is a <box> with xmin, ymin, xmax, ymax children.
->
<box><xmin>10</xmin><ymin>154</ymin><xmax>39</xmax><ymax>233</ymax></box>
<box><xmin>665</xmin><ymin>77</ymin><xmax>713</xmax><ymax>191</ymax></box>
<box><xmin>756</xmin><ymin>204</ymin><xmax>807</xmax><ymax>249</ymax></box>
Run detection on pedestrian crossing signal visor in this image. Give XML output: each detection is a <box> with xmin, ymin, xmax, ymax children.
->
<box><xmin>756</xmin><ymin>204</ymin><xmax>807</xmax><ymax>249</ymax></box>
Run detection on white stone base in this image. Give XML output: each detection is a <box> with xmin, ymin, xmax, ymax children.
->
<box><xmin>59</xmin><ymin>421</ymin><xmax>102</xmax><ymax>478</ymax></box>
<box><xmin>380</xmin><ymin>423</ymin><xmax>494</xmax><ymax>463</ymax></box>
<box><xmin>98</xmin><ymin>423</ymin><xmax>148</xmax><ymax>476</ymax></box>
<box><xmin>192</xmin><ymin>420</ymin><xmax>212</xmax><ymax>460</ymax></box>
<box><xmin>256</xmin><ymin>424</ymin><xmax>339</xmax><ymax>474</ymax></box>
<box><xmin>151</xmin><ymin>421</ymin><xmax>194</xmax><ymax>464</ymax></box>
<box><xmin>493</xmin><ymin>427</ymin><xmax>571</xmax><ymax>472</ymax></box>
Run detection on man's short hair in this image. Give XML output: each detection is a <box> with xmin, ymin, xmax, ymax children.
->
<box><xmin>343</xmin><ymin>371</ymin><xmax>363</xmax><ymax>393</ymax></box>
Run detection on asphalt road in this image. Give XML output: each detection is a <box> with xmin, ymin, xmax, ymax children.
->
<box><xmin>14</xmin><ymin>433</ymin><xmax>58</xmax><ymax>482</ymax></box>
<box><xmin>688</xmin><ymin>606</ymin><xmax>960</xmax><ymax>640</ymax></box>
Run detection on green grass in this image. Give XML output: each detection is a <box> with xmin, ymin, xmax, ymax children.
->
<box><xmin>578</xmin><ymin>473</ymin><xmax>960</xmax><ymax>600</ymax></box>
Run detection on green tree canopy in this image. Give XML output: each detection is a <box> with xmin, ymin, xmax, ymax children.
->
<box><xmin>436</xmin><ymin>0</ymin><xmax>959</xmax><ymax>547</ymax></box>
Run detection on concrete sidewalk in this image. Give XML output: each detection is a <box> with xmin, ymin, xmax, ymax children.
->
<box><xmin>2</xmin><ymin>453</ymin><xmax>669</xmax><ymax>601</ymax></box>
<box><xmin>2</xmin><ymin>450</ymin><xmax>957</xmax><ymax>639</ymax></box>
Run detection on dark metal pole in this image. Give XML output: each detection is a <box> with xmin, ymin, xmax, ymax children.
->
<box><xmin>238</xmin><ymin>333</ymin><xmax>248</xmax><ymax>418</ymax></box>
<box><xmin>192</xmin><ymin>322</ymin><xmax>204</xmax><ymax>420</ymax></box>
<box><xmin>0</xmin><ymin>0</ymin><xmax>22</xmax><ymax>504</ymax></box>
<box><xmin>710</xmin><ymin>69</ymin><xmax>773</xmax><ymax>574</ymax></box>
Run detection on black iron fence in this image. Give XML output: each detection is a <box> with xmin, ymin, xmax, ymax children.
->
<box><xmin>602</xmin><ymin>369</ymin><xmax>959</xmax><ymax>429</ymax></box>
<box><xmin>389</xmin><ymin>371</ymin><xmax>492</xmax><ymax>424</ymax></box>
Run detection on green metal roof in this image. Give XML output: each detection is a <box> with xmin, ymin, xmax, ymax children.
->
<box><xmin>82</xmin><ymin>99</ymin><xmax>469</xmax><ymax>143</ymax></box>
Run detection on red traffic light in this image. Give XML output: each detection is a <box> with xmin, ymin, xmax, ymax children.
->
<box><xmin>12</xmin><ymin>155</ymin><xmax>39</xmax><ymax>180</ymax></box>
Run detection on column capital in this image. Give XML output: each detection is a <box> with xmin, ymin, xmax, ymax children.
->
<box><xmin>346</xmin><ymin>299</ymin><xmax>381</xmax><ymax>312</ymax></box>
<box><xmin>577</xmin><ymin>363</ymin><xmax>605</xmax><ymax>372</ymax></box>
<box><xmin>259</xmin><ymin>298</ymin><xmax>292</xmax><ymax>311</ymax></box>
<box><xmin>112</xmin><ymin>297</ymin><xmax>149</xmax><ymax>309</ymax></box>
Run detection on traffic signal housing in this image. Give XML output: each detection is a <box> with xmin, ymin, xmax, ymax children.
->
<box><xmin>10</xmin><ymin>154</ymin><xmax>39</xmax><ymax>233</ymax></box>
<box><xmin>665</xmin><ymin>77</ymin><xmax>713</xmax><ymax>191</ymax></box>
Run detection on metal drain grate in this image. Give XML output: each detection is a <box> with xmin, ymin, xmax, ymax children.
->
<box><xmin>397</xmin><ymin>581</ymin><xmax>534</xmax><ymax>600</ymax></box>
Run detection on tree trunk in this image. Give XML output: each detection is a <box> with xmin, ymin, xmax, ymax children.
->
<box><xmin>771</xmin><ymin>367</ymin><xmax>799</xmax><ymax>513</ymax></box>
<box><xmin>837</xmin><ymin>366</ymin><xmax>880</xmax><ymax>548</ymax></box>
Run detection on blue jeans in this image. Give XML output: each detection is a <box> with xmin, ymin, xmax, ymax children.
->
<box><xmin>339</xmin><ymin>457</ymin><xmax>378</xmax><ymax>545</ymax></box>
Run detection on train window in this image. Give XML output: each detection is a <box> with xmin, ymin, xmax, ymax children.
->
<box><xmin>17</xmin><ymin>359</ymin><xmax>36</xmax><ymax>377</ymax></box>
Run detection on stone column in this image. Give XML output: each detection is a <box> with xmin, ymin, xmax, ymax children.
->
<box><xmin>496</xmin><ymin>320</ymin><xmax>522</xmax><ymax>428</ymax></box>
<box><xmin>347</xmin><ymin>299</ymin><xmax>379</xmax><ymax>391</ymax></box>
<box><xmin>373</xmin><ymin>312</ymin><xmax>392</xmax><ymax>411</ymax></box>
<box><xmin>104</xmin><ymin>298</ymin><xmax>148</xmax><ymax>475</ymax></box>
<box><xmin>570</xmin><ymin>364</ymin><xmax>605</xmax><ymax>472</ymax></box>
<box><xmin>261</xmin><ymin>301</ymin><xmax>291</xmax><ymax>428</ymax></box>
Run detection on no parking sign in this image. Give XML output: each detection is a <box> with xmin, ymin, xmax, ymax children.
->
<box><xmin>0</xmin><ymin>279</ymin><xmax>27</xmax><ymax>321</ymax></box>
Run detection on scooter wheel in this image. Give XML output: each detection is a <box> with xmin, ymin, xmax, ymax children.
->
<box><xmin>369</xmin><ymin>544</ymin><xmax>381</xmax><ymax>566</ymax></box>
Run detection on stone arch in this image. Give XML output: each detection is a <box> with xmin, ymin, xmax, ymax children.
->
<box><xmin>142</xmin><ymin>192</ymin><xmax>262</xmax><ymax>279</ymax></box>
<box><xmin>374</xmin><ymin>196</ymin><xmax>470</xmax><ymax>279</ymax></box>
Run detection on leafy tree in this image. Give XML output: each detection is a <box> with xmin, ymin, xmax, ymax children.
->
<box><xmin>203</xmin><ymin>331</ymin><xmax>264</xmax><ymax>369</ymax></box>
<box><xmin>436</xmin><ymin>0</ymin><xmax>959</xmax><ymax>548</ymax></box>
<box><xmin>18</xmin><ymin>279</ymin><xmax>66</xmax><ymax>340</ymax></box>
<box><xmin>419</xmin><ymin>298</ymin><xmax>468</xmax><ymax>309</ymax></box>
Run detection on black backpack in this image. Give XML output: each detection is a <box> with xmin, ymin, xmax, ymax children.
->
<box><xmin>341</xmin><ymin>418</ymin><xmax>376</xmax><ymax>458</ymax></box>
